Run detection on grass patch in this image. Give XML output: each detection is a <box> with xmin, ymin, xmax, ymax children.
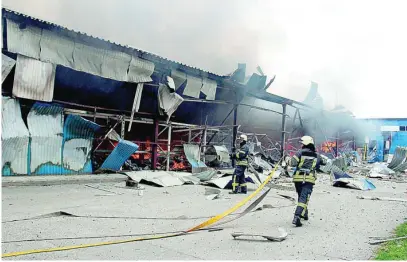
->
<box><xmin>375</xmin><ymin>221</ymin><xmax>407</xmax><ymax>260</ymax></box>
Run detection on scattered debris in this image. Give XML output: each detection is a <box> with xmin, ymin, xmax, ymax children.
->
<box><xmin>84</xmin><ymin>184</ymin><xmax>122</xmax><ymax>195</ymax></box>
<box><xmin>332</xmin><ymin>172</ymin><xmax>376</xmax><ymax>191</ymax></box>
<box><xmin>232</xmin><ymin>227</ymin><xmax>288</xmax><ymax>242</ymax></box>
<box><xmin>124</xmin><ymin>170</ymin><xmax>199</xmax><ymax>187</ymax></box>
<box><xmin>205</xmin><ymin>188</ymin><xmax>222</xmax><ymax>200</ymax></box>
<box><xmin>125</xmin><ymin>179</ymin><xmax>138</xmax><ymax>187</ymax></box>
<box><xmin>369</xmin><ymin>235</ymin><xmax>407</xmax><ymax>245</ymax></box>
<box><xmin>357</xmin><ymin>195</ymin><xmax>407</xmax><ymax>203</ymax></box>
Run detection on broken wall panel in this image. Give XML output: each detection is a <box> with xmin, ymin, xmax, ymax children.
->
<box><xmin>27</xmin><ymin>103</ymin><xmax>64</xmax><ymax>174</ymax></box>
<box><xmin>201</xmin><ymin>78</ymin><xmax>217</xmax><ymax>100</ymax></box>
<box><xmin>1</xmin><ymin>97</ymin><xmax>30</xmax><ymax>175</ymax></box>
<box><xmin>13</xmin><ymin>55</ymin><xmax>56</xmax><ymax>102</ymax></box>
<box><xmin>127</xmin><ymin>56</ymin><xmax>155</xmax><ymax>83</ymax></box>
<box><xmin>62</xmin><ymin>115</ymin><xmax>100</xmax><ymax>173</ymax></box>
<box><xmin>2</xmin><ymin>54</ymin><xmax>16</xmax><ymax>83</ymax></box>
<box><xmin>73</xmin><ymin>43</ymin><xmax>105</xmax><ymax>77</ymax></box>
<box><xmin>6</xmin><ymin>19</ymin><xmax>42</xmax><ymax>59</ymax></box>
<box><xmin>158</xmin><ymin>84</ymin><xmax>184</xmax><ymax>121</ymax></box>
<box><xmin>100</xmin><ymin>140</ymin><xmax>139</xmax><ymax>171</ymax></box>
<box><xmin>171</xmin><ymin>70</ymin><xmax>187</xmax><ymax>90</ymax></box>
<box><xmin>101</xmin><ymin>50</ymin><xmax>132</xmax><ymax>81</ymax></box>
<box><xmin>183</xmin><ymin>144</ymin><xmax>207</xmax><ymax>168</ymax></box>
<box><xmin>39</xmin><ymin>30</ymin><xmax>75</xmax><ymax>68</ymax></box>
<box><xmin>5</xmin><ymin>19</ymin><xmax>155</xmax><ymax>84</ymax></box>
<box><xmin>183</xmin><ymin>75</ymin><xmax>202</xmax><ymax>98</ymax></box>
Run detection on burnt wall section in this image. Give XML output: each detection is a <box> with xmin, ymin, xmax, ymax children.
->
<box><xmin>62</xmin><ymin>115</ymin><xmax>100</xmax><ymax>173</ymax></box>
<box><xmin>1</xmin><ymin>97</ymin><xmax>30</xmax><ymax>175</ymax></box>
<box><xmin>1</xmin><ymin>98</ymin><xmax>100</xmax><ymax>176</ymax></box>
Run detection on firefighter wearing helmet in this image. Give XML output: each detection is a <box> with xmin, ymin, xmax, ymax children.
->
<box><xmin>229</xmin><ymin>134</ymin><xmax>249</xmax><ymax>194</ymax></box>
<box><xmin>287</xmin><ymin>135</ymin><xmax>324</xmax><ymax>227</ymax></box>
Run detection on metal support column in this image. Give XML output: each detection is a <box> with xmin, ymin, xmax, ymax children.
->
<box><xmin>232</xmin><ymin>106</ymin><xmax>238</xmax><ymax>167</ymax></box>
<box><xmin>202</xmin><ymin>128</ymin><xmax>207</xmax><ymax>163</ymax></box>
<box><xmin>120</xmin><ymin>115</ymin><xmax>125</xmax><ymax>139</ymax></box>
<box><xmin>152</xmin><ymin>119</ymin><xmax>159</xmax><ymax>170</ymax></box>
<box><xmin>166</xmin><ymin>124</ymin><xmax>172</xmax><ymax>171</ymax></box>
<box><xmin>281</xmin><ymin>104</ymin><xmax>287</xmax><ymax>158</ymax></box>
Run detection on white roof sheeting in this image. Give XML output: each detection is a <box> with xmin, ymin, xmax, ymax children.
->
<box><xmin>12</xmin><ymin>54</ymin><xmax>56</xmax><ymax>102</ymax></box>
<box><xmin>6</xmin><ymin>19</ymin><xmax>155</xmax><ymax>83</ymax></box>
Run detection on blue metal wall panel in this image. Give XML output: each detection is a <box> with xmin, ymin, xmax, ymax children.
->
<box><xmin>100</xmin><ymin>140</ymin><xmax>139</xmax><ymax>171</ymax></box>
<box><xmin>61</xmin><ymin>115</ymin><xmax>100</xmax><ymax>174</ymax></box>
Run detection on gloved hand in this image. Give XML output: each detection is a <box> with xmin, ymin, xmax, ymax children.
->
<box><xmin>284</xmin><ymin>156</ymin><xmax>291</xmax><ymax>166</ymax></box>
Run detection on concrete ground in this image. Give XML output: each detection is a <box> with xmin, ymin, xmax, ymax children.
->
<box><xmin>2</xmin><ymin>176</ymin><xmax>407</xmax><ymax>260</ymax></box>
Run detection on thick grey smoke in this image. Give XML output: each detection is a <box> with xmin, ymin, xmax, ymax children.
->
<box><xmin>3</xmin><ymin>0</ymin><xmax>406</xmax><ymax>119</ymax></box>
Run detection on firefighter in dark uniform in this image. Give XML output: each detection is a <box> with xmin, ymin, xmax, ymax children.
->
<box><xmin>229</xmin><ymin>134</ymin><xmax>249</xmax><ymax>194</ymax></box>
<box><xmin>288</xmin><ymin>135</ymin><xmax>325</xmax><ymax>227</ymax></box>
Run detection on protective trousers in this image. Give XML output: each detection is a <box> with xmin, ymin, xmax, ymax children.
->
<box><xmin>231</xmin><ymin>165</ymin><xmax>247</xmax><ymax>193</ymax></box>
<box><xmin>294</xmin><ymin>182</ymin><xmax>313</xmax><ymax>218</ymax></box>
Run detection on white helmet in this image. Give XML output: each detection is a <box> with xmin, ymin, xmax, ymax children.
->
<box><xmin>300</xmin><ymin>136</ymin><xmax>314</xmax><ymax>146</ymax></box>
<box><xmin>239</xmin><ymin>134</ymin><xmax>248</xmax><ymax>142</ymax></box>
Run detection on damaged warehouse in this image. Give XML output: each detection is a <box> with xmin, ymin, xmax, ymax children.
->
<box><xmin>1</xmin><ymin>8</ymin><xmax>375</xmax><ymax>185</ymax></box>
<box><xmin>2</xmin><ymin>4</ymin><xmax>407</xmax><ymax>260</ymax></box>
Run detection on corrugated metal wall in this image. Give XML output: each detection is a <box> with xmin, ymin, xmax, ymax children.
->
<box><xmin>1</xmin><ymin>98</ymin><xmax>100</xmax><ymax>176</ymax></box>
<box><xmin>1</xmin><ymin>97</ymin><xmax>30</xmax><ymax>175</ymax></box>
<box><xmin>62</xmin><ymin>115</ymin><xmax>100</xmax><ymax>173</ymax></box>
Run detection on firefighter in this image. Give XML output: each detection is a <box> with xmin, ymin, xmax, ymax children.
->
<box><xmin>288</xmin><ymin>135</ymin><xmax>324</xmax><ymax>227</ymax></box>
<box><xmin>229</xmin><ymin>134</ymin><xmax>249</xmax><ymax>194</ymax></box>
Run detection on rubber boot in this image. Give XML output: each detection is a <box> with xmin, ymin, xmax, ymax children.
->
<box><xmin>292</xmin><ymin>215</ymin><xmax>302</xmax><ymax>227</ymax></box>
<box><xmin>229</xmin><ymin>186</ymin><xmax>240</xmax><ymax>194</ymax></box>
<box><xmin>240</xmin><ymin>185</ymin><xmax>247</xmax><ymax>194</ymax></box>
<box><xmin>301</xmin><ymin>210</ymin><xmax>309</xmax><ymax>221</ymax></box>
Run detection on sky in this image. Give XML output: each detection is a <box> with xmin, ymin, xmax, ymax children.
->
<box><xmin>3</xmin><ymin>0</ymin><xmax>406</xmax><ymax>118</ymax></box>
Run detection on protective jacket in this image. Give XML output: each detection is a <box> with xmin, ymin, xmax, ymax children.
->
<box><xmin>290</xmin><ymin>148</ymin><xmax>322</xmax><ymax>184</ymax></box>
<box><xmin>231</xmin><ymin>141</ymin><xmax>249</xmax><ymax>166</ymax></box>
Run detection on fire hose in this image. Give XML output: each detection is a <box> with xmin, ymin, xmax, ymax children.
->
<box><xmin>2</xmin><ymin>159</ymin><xmax>281</xmax><ymax>258</ymax></box>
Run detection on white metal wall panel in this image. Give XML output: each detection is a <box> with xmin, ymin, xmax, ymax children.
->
<box><xmin>184</xmin><ymin>75</ymin><xmax>202</xmax><ymax>98</ymax></box>
<box><xmin>40</xmin><ymin>30</ymin><xmax>75</xmax><ymax>68</ymax></box>
<box><xmin>1</xmin><ymin>97</ymin><xmax>30</xmax><ymax>175</ymax></box>
<box><xmin>27</xmin><ymin>107</ymin><xmax>63</xmax><ymax>137</ymax></box>
<box><xmin>27</xmin><ymin>105</ymin><xmax>64</xmax><ymax>172</ymax></box>
<box><xmin>1</xmin><ymin>97</ymin><xmax>30</xmax><ymax>139</ymax></box>
<box><xmin>62</xmin><ymin>138</ymin><xmax>92</xmax><ymax>171</ymax></box>
<box><xmin>158</xmin><ymin>84</ymin><xmax>184</xmax><ymax>120</ymax></box>
<box><xmin>6</xmin><ymin>21</ymin><xmax>155</xmax><ymax>84</ymax></box>
<box><xmin>127</xmin><ymin>55</ymin><xmax>155</xmax><ymax>83</ymax></box>
<box><xmin>101</xmin><ymin>50</ymin><xmax>132</xmax><ymax>81</ymax></box>
<box><xmin>201</xmin><ymin>78</ymin><xmax>217</xmax><ymax>100</ymax></box>
<box><xmin>171</xmin><ymin>70</ymin><xmax>187</xmax><ymax>90</ymax></box>
<box><xmin>6</xmin><ymin>19</ymin><xmax>41</xmax><ymax>59</ymax></box>
<box><xmin>12</xmin><ymin>55</ymin><xmax>56</xmax><ymax>102</ymax></box>
<box><xmin>73</xmin><ymin>43</ymin><xmax>105</xmax><ymax>77</ymax></box>
<box><xmin>2</xmin><ymin>54</ymin><xmax>16</xmax><ymax>83</ymax></box>
<box><xmin>30</xmin><ymin>137</ymin><xmax>63</xmax><ymax>172</ymax></box>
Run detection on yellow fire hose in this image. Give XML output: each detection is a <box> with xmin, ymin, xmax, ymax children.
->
<box><xmin>2</xmin><ymin>161</ymin><xmax>280</xmax><ymax>258</ymax></box>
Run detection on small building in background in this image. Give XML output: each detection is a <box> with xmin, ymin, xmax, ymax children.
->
<box><xmin>358</xmin><ymin>118</ymin><xmax>407</xmax><ymax>162</ymax></box>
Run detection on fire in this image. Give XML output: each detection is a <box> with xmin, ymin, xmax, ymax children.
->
<box><xmin>172</xmin><ymin>161</ymin><xmax>186</xmax><ymax>170</ymax></box>
<box><xmin>321</xmin><ymin>141</ymin><xmax>337</xmax><ymax>153</ymax></box>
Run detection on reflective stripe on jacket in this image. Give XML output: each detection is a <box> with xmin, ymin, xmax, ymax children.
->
<box><xmin>291</xmin><ymin>148</ymin><xmax>320</xmax><ymax>184</ymax></box>
<box><xmin>236</xmin><ymin>143</ymin><xmax>249</xmax><ymax>166</ymax></box>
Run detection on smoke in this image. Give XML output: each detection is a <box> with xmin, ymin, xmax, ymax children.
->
<box><xmin>3</xmin><ymin>0</ymin><xmax>407</xmax><ymax>119</ymax></box>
